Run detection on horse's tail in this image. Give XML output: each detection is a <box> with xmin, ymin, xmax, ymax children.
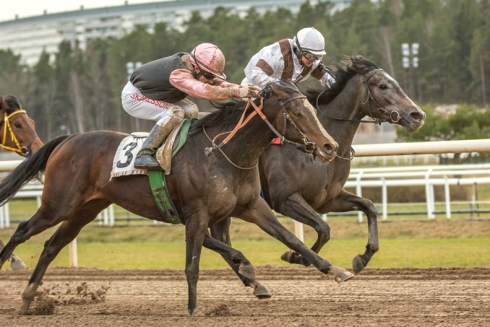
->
<box><xmin>0</xmin><ymin>135</ymin><xmax>69</xmax><ymax>206</ymax></box>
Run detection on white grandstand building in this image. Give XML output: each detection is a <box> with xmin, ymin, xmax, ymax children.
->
<box><xmin>0</xmin><ymin>0</ymin><xmax>355</xmax><ymax>66</ymax></box>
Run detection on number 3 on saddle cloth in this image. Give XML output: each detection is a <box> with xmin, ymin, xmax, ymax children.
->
<box><xmin>109</xmin><ymin>119</ymin><xmax>193</xmax><ymax>224</ymax></box>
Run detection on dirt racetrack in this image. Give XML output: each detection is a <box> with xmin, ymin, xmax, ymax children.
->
<box><xmin>1</xmin><ymin>266</ymin><xmax>489</xmax><ymax>327</ymax></box>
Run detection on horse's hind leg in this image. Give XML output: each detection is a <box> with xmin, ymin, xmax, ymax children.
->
<box><xmin>206</xmin><ymin>224</ymin><xmax>271</xmax><ymax>299</ymax></box>
<box><xmin>19</xmin><ymin>210</ymin><xmax>99</xmax><ymax>314</ymax></box>
<box><xmin>0</xmin><ymin>207</ymin><xmax>68</xmax><ymax>270</ymax></box>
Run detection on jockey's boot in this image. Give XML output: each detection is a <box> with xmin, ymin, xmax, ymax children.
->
<box><xmin>134</xmin><ymin>123</ymin><xmax>174</xmax><ymax>170</ymax></box>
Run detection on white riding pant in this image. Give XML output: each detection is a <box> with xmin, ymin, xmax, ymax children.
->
<box><xmin>121</xmin><ymin>81</ymin><xmax>199</xmax><ymax>127</ymax></box>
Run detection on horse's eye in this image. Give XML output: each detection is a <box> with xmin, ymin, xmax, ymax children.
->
<box><xmin>14</xmin><ymin>123</ymin><xmax>22</xmax><ymax>128</ymax></box>
<box><xmin>379</xmin><ymin>84</ymin><xmax>388</xmax><ymax>90</ymax></box>
<box><xmin>291</xmin><ymin>109</ymin><xmax>304</xmax><ymax>118</ymax></box>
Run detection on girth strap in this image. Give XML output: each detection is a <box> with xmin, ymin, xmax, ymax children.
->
<box><xmin>147</xmin><ymin>119</ymin><xmax>193</xmax><ymax>224</ymax></box>
<box><xmin>148</xmin><ymin>170</ymin><xmax>181</xmax><ymax>224</ymax></box>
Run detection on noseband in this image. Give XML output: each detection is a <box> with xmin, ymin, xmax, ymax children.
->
<box><xmin>1</xmin><ymin>110</ymin><xmax>38</xmax><ymax>156</ymax></box>
<box><xmin>361</xmin><ymin>69</ymin><xmax>401</xmax><ymax>124</ymax></box>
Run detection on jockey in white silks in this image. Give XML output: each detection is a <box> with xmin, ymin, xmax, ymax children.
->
<box><xmin>242</xmin><ymin>27</ymin><xmax>335</xmax><ymax>89</ymax></box>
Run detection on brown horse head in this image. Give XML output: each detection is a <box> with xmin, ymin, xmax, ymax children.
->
<box><xmin>264</xmin><ymin>80</ymin><xmax>338</xmax><ymax>162</ymax></box>
<box><xmin>0</xmin><ymin>95</ymin><xmax>44</xmax><ymax>156</ymax></box>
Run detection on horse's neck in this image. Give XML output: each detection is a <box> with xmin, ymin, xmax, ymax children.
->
<box><xmin>319</xmin><ymin>78</ymin><xmax>364</xmax><ymax>156</ymax></box>
<box><xmin>213</xmin><ymin>115</ymin><xmax>274</xmax><ymax>169</ymax></box>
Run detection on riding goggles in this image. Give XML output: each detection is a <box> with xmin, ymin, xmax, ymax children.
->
<box><xmin>302</xmin><ymin>51</ymin><xmax>323</xmax><ymax>61</ymax></box>
<box><xmin>201</xmin><ymin>70</ymin><xmax>216</xmax><ymax>80</ymax></box>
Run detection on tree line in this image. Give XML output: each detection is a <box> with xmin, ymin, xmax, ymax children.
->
<box><xmin>0</xmin><ymin>0</ymin><xmax>489</xmax><ymax>142</ymax></box>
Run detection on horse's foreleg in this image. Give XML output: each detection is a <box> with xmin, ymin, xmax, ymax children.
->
<box><xmin>277</xmin><ymin>193</ymin><xmax>331</xmax><ymax>267</ymax></box>
<box><xmin>184</xmin><ymin>216</ymin><xmax>208</xmax><ymax>316</ymax></box>
<box><xmin>206</xmin><ymin>225</ymin><xmax>271</xmax><ymax>299</ymax></box>
<box><xmin>322</xmin><ymin>190</ymin><xmax>379</xmax><ymax>274</ymax></box>
<box><xmin>240</xmin><ymin>199</ymin><xmax>354</xmax><ymax>283</ymax></box>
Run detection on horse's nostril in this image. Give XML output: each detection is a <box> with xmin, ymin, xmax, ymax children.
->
<box><xmin>411</xmin><ymin>112</ymin><xmax>421</xmax><ymax>120</ymax></box>
<box><xmin>324</xmin><ymin>143</ymin><xmax>336</xmax><ymax>154</ymax></box>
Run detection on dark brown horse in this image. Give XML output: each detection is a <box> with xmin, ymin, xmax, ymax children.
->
<box><xmin>0</xmin><ymin>95</ymin><xmax>44</xmax><ymax>270</ymax></box>
<box><xmin>211</xmin><ymin>56</ymin><xmax>426</xmax><ymax>284</ymax></box>
<box><xmin>0</xmin><ymin>81</ymin><xmax>353</xmax><ymax>316</ymax></box>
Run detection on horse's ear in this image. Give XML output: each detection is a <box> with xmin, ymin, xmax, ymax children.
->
<box><xmin>0</xmin><ymin>96</ymin><xmax>7</xmax><ymax>111</ymax></box>
<box><xmin>267</xmin><ymin>81</ymin><xmax>289</xmax><ymax>100</ymax></box>
<box><xmin>351</xmin><ymin>55</ymin><xmax>370</xmax><ymax>75</ymax></box>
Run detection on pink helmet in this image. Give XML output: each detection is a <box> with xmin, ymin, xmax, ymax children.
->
<box><xmin>190</xmin><ymin>43</ymin><xmax>226</xmax><ymax>79</ymax></box>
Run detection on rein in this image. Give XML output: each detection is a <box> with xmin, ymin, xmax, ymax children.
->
<box><xmin>1</xmin><ymin>110</ymin><xmax>37</xmax><ymax>156</ymax></box>
<box><xmin>204</xmin><ymin>94</ymin><xmax>316</xmax><ymax>170</ymax></box>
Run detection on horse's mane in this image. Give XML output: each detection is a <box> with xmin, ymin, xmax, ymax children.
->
<box><xmin>0</xmin><ymin>95</ymin><xmax>22</xmax><ymax>113</ymax></box>
<box><xmin>188</xmin><ymin>99</ymin><xmax>250</xmax><ymax>136</ymax></box>
<box><xmin>306</xmin><ymin>56</ymin><xmax>379</xmax><ymax>107</ymax></box>
<box><xmin>189</xmin><ymin>80</ymin><xmax>298</xmax><ymax>135</ymax></box>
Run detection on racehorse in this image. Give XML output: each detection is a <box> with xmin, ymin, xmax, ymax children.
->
<box><xmin>210</xmin><ymin>56</ymin><xmax>426</xmax><ymax>285</ymax></box>
<box><xmin>0</xmin><ymin>80</ymin><xmax>353</xmax><ymax>316</ymax></box>
<box><xmin>0</xmin><ymin>95</ymin><xmax>43</xmax><ymax>270</ymax></box>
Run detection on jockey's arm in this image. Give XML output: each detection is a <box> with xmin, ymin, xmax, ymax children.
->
<box><xmin>170</xmin><ymin>70</ymin><xmax>258</xmax><ymax>100</ymax></box>
<box><xmin>311</xmin><ymin>63</ymin><xmax>336</xmax><ymax>88</ymax></box>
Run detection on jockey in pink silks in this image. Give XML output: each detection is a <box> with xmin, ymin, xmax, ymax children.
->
<box><xmin>122</xmin><ymin>43</ymin><xmax>260</xmax><ymax>170</ymax></box>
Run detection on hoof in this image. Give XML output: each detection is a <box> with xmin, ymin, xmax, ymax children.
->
<box><xmin>11</xmin><ymin>257</ymin><xmax>28</xmax><ymax>271</ymax></box>
<box><xmin>334</xmin><ymin>270</ymin><xmax>355</xmax><ymax>283</ymax></box>
<box><xmin>352</xmin><ymin>254</ymin><xmax>365</xmax><ymax>274</ymax></box>
<box><xmin>281</xmin><ymin>251</ymin><xmax>294</xmax><ymax>263</ymax></box>
<box><xmin>253</xmin><ymin>285</ymin><xmax>271</xmax><ymax>299</ymax></box>
<box><xmin>238</xmin><ymin>264</ymin><xmax>256</xmax><ymax>280</ymax></box>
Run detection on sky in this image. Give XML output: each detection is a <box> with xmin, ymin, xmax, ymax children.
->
<box><xmin>0</xmin><ymin>1</ymin><xmax>169</xmax><ymax>22</ymax></box>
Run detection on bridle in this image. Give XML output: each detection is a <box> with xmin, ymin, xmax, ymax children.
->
<box><xmin>314</xmin><ymin>68</ymin><xmax>402</xmax><ymax>161</ymax></box>
<box><xmin>203</xmin><ymin>89</ymin><xmax>317</xmax><ymax>170</ymax></box>
<box><xmin>0</xmin><ymin>109</ymin><xmax>38</xmax><ymax>156</ymax></box>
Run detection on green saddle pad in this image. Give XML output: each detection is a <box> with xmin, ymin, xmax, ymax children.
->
<box><xmin>148</xmin><ymin>118</ymin><xmax>192</xmax><ymax>224</ymax></box>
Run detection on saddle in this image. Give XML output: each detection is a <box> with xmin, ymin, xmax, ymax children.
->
<box><xmin>110</xmin><ymin>119</ymin><xmax>192</xmax><ymax>224</ymax></box>
<box><xmin>110</xmin><ymin>119</ymin><xmax>192</xmax><ymax>179</ymax></box>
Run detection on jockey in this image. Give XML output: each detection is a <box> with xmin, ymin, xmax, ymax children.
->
<box><xmin>122</xmin><ymin>43</ymin><xmax>260</xmax><ymax>170</ymax></box>
<box><xmin>242</xmin><ymin>27</ymin><xmax>335</xmax><ymax>89</ymax></box>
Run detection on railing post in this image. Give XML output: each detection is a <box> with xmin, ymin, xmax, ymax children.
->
<box><xmin>382</xmin><ymin>177</ymin><xmax>388</xmax><ymax>220</ymax></box>
<box><xmin>425</xmin><ymin>168</ymin><xmax>435</xmax><ymax>219</ymax></box>
<box><xmin>356</xmin><ymin>170</ymin><xmax>364</xmax><ymax>223</ymax></box>
<box><xmin>4</xmin><ymin>204</ymin><xmax>9</xmax><ymax>228</ymax></box>
<box><xmin>69</xmin><ymin>239</ymin><xmax>78</xmax><ymax>268</ymax></box>
<box><xmin>294</xmin><ymin>221</ymin><xmax>304</xmax><ymax>242</ymax></box>
<box><xmin>109</xmin><ymin>205</ymin><xmax>115</xmax><ymax>227</ymax></box>
<box><xmin>444</xmin><ymin>175</ymin><xmax>451</xmax><ymax>219</ymax></box>
<box><xmin>0</xmin><ymin>206</ymin><xmax>4</xmax><ymax>229</ymax></box>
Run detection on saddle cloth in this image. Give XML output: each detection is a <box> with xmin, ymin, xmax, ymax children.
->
<box><xmin>110</xmin><ymin>120</ymin><xmax>186</xmax><ymax>180</ymax></box>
